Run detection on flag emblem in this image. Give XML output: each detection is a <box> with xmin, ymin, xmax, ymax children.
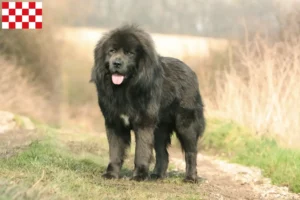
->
<box><xmin>1</xmin><ymin>2</ymin><xmax>42</xmax><ymax>29</ymax></box>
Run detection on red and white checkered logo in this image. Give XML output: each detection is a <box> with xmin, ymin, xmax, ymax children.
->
<box><xmin>1</xmin><ymin>2</ymin><xmax>42</xmax><ymax>29</ymax></box>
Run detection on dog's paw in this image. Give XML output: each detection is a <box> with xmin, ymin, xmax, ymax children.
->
<box><xmin>102</xmin><ymin>173</ymin><xmax>118</xmax><ymax>179</ymax></box>
<box><xmin>183</xmin><ymin>176</ymin><xmax>199</xmax><ymax>183</ymax></box>
<box><xmin>150</xmin><ymin>173</ymin><xmax>165</xmax><ymax>180</ymax></box>
<box><xmin>131</xmin><ymin>174</ymin><xmax>148</xmax><ymax>181</ymax></box>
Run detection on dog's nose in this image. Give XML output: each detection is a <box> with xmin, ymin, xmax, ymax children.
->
<box><xmin>113</xmin><ymin>60</ymin><xmax>122</xmax><ymax>68</ymax></box>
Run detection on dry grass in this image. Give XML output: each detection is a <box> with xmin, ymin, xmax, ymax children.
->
<box><xmin>208</xmin><ymin>35</ymin><xmax>300</xmax><ymax>146</ymax></box>
<box><xmin>0</xmin><ymin>21</ymin><xmax>61</xmax><ymax>96</ymax></box>
<box><xmin>0</xmin><ymin>57</ymin><xmax>55</xmax><ymax>123</ymax></box>
<box><xmin>0</xmin><ymin>0</ymin><xmax>63</xmax><ymax>125</ymax></box>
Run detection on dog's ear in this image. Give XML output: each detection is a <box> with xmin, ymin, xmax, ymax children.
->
<box><xmin>138</xmin><ymin>32</ymin><xmax>159</xmax><ymax>67</ymax></box>
<box><xmin>92</xmin><ymin>33</ymin><xmax>110</xmax><ymax>83</ymax></box>
<box><xmin>135</xmin><ymin>31</ymin><xmax>161</xmax><ymax>87</ymax></box>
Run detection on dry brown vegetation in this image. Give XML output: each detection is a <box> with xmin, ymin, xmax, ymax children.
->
<box><xmin>0</xmin><ymin>0</ymin><xmax>67</xmax><ymax>125</ymax></box>
<box><xmin>0</xmin><ymin>1</ymin><xmax>62</xmax><ymax>124</ymax></box>
<box><xmin>201</xmin><ymin>8</ymin><xmax>300</xmax><ymax>146</ymax></box>
<box><xmin>0</xmin><ymin>57</ymin><xmax>55</xmax><ymax>122</ymax></box>
<box><xmin>207</xmin><ymin>36</ymin><xmax>300</xmax><ymax>146</ymax></box>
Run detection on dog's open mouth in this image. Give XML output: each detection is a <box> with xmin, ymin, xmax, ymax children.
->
<box><xmin>112</xmin><ymin>74</ymin><xmax>125</xmax><ymax>85</ymax></box>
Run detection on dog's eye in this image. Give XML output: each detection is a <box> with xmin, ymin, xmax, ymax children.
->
<box><xmin>125</xmin><ymin>51</ymin><xmax>134</xmax><ymax>55</ymax></box>
<box><xmin>109</xmin><ymin>49</ymin><xmax>116</xmax><ymax>53</ymax></box>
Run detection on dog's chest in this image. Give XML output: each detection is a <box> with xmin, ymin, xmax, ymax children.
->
<box><xmin>120</xmin><ymin>114</ymin><xmax>130</xmax><ymax>126</ymax></box>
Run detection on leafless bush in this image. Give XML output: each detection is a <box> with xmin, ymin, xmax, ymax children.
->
<box><xmin>0</xmin><ymin>14</ymin><xmax>61</xmax><ymax>96</ymax></box>
<box><xmin>0</xmin><ymin>0</ymin><xmax>62</xmax><ymax>124</ymax></box>
<box><xmin>210</xmin><ymin>33</ymin><xmax>300</xmax><ymax>146</ymax></box>
<box><xmin>0</xmin><ymin>57</ymin><xmax>56</xmax><ymax>122</ymax></box>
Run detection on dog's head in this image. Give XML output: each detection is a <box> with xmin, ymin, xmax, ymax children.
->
<box><xmin>103</xmin><ymin>32</ymin><xmax>141</xmax><ymax>85</ymax></box>
<box><xmin>91</xmin><ymin>25</ymin><xmax>160</xmax><ymax>86</ymax></box>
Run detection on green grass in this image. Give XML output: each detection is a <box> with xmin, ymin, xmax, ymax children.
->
<box><xmin>0</xmin><ymin>128</ymin><xmax>205</xmax><ymax>200</ymax></box>
<box><xmin>200</xmin><ymin>118</ymin><xmax>300</xmax><ymax>193</ymax></box>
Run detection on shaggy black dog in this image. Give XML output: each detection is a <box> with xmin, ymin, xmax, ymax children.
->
<box><xmin>91</xmin><ymin>25</ymin><xmax>205</xmax><ymax>182</ymax></box>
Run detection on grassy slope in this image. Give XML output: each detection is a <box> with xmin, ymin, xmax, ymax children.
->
<box><xmin>200</xmin><ymin>118</ymin><xmax>300</xmax><ymax>193</ymax></box>
<box><xmin>0</xmin><ymin>127</ymin><xmax>204</xmax><ymax>200</ymax></box>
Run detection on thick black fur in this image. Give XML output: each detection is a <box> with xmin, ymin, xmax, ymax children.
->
<box><xmin>91</xmin><ymin>25</ymin><xmax>205</xmax><ymax>182</ymax></box>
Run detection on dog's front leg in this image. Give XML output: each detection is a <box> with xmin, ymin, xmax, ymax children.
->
<box><xmin>132</xmin><ymin>127</ymin><xmax>154</xmax><ymax>181</ymax></box>
<box><xmin>102</xmin><ymin>124</ymin><xmax>131</xmax><ymax>179</ymax></box>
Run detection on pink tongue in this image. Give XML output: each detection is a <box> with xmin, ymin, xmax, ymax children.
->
<box><xmin>112</xmin><ymin>74</ymin><xmax>125</xmax><ymax>85</ymax></box>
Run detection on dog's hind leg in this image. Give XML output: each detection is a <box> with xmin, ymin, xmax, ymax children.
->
<box><xmin>175</xmin><ymin>108</ymin><xmax>204</xmax><ymax>182</ymax></box>
<box><xmin>151</xmin><ymin>124</ymin><xmax>172</xmax><ymax>179</ymax></box>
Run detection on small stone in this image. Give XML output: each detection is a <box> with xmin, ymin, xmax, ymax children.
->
<box><xmin>0</xmin><ymin>111</ymin><xmax>35</xmax><ymax>134</ymax></box>
<box><xmin>0</xmin><ymin>111</ymin><xmax>16</xmax><ymax>134</ymax></box>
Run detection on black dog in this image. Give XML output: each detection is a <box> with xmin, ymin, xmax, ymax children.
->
<box><xmin>91</xmin><ymin>25</ymin><xmax>205</xmax><ymax>182</ymax></box>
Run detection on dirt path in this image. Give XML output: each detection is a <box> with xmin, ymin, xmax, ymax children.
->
<box><xmin>170</xmin><ymin>150</ymin><xmax>300</xmax><ymax>200</ymax></box>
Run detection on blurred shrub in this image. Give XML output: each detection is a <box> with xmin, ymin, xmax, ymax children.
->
<box><xmin>0</xmin><ymin>0</ymin><xmax>62</xmax><ymax>124</ymax></box>
<box><xmin>0</xmin><ymin>57</ymin><xmax>56</xmax><ymax>122</ymax></box>
<box><xmin>0</xmin><ymin>29</ymin><xmax>61</xmax><ymax>97</ymax></box>
<box><xmin>184</xmin><ymin>9</ymin><xmax>300</xmax><ymax>147</ymax></box>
